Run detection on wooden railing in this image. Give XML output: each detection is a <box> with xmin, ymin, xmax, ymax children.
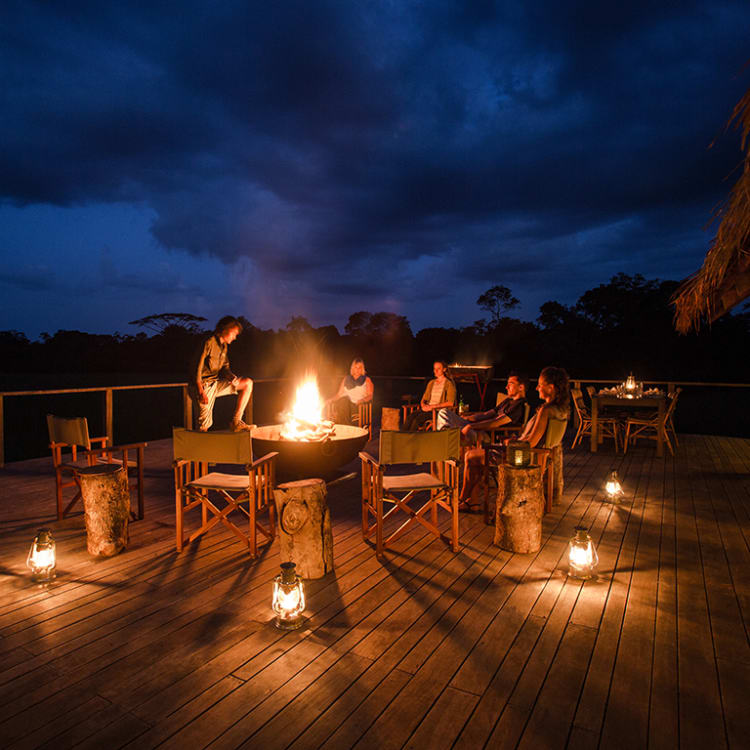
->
<box><xmin>2</xmin><ymin>376</ymin><xmax>748</xmax><ymax>466</ymax></box>
<box><xmin>0</xmin><ymin>383</ymin><xmax>194</xmax><ymax>468</ymax></box>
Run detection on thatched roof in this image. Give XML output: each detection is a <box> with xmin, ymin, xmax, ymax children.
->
<box><xmin>672</xmin><ymin>88</ymin><xmax>750</xmax><ymax>333</ymax></box>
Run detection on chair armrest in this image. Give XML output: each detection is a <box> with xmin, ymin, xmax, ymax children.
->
<box><xmin>173</xmin><ymin>459</ymin><xmax>190</xmax><ymax>468</ymax></box>
<box><xmin>359</xmin><ymin>450</ymin><xmax>379</xmax><ymax>467</ymax></box>
<box><xmin>90</xmin><ymin>436</ymin><xmax>109</xmax><ymax>447</ymax></box>
<box><xmin>251</xmin><ymin>451</ymin><xmax>278</xmax><ymax>469</ymax></box>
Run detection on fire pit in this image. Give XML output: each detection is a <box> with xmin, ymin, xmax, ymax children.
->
<box><xmin>253</xmin><ymin>373</ymin><xmax>369</xmax><ymax>479</ymax></box>
<box><xmin>252</xmin><ymin>423</ymin><xmax>368</xmax><ymax>479</ymax></box>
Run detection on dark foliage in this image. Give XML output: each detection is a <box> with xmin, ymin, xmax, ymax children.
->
<box><xmin>1</xmin><ymin>276</ymin><xmax>748</xmax><ymax>392</ymax></box>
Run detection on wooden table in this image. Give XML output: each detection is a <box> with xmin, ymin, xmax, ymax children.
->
<box><xmin>591</xmin><ymin>393</ymin><xmax>666</xmax><ymax>456</ymax></box>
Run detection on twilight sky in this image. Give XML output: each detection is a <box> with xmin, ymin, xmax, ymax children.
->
<box><xmin>2</xmin><ymin>0</ymin><xmax>749</xmax><ymax>338</ymax></box>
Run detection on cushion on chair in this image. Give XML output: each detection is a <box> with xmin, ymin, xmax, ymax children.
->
<box><xmin>186</xmin><ymin>471</ymin><xmax>256</xmax><ymax>491</ymax></box>
<box><xmin>383</xmin><ymin>472</ymin><xmax>446</xmax><ymax>491</ymax></box>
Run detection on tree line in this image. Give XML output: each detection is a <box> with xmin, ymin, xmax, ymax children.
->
<box><xmin>1</xmin><ymin>274</ymin><xmax>747</xmax><ymax>389</ymax></box>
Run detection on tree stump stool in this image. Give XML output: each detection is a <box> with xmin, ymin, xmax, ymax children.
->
<box><xmin>78</xmin><ymin>464</ymin><xmax>130</xmax><ymax>557</ymax></box>
<box><xmin>274</xmin><ymin>478</ymin><xmax>333</xmax><ymax>579</ymax></box>
<box><xmin>381</xmin><ymin>407</ymin><xmax>400</xmax><ymax>432</ymax></box>
<box><xmin>493</xmin><ymin>464</ymin><xmax>544</xmax><ymax>553</ymax></box>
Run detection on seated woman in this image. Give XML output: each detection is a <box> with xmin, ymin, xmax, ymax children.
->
<box><xmin>511</xmin><ymin>366</ymin><xmax>570</xmax><ymax>447</ymax></box>
<box><xmin>327</xmin><ymin>358</ymin><xmax>374</xmax><ymax>424</ymax></box>
<box><xmin>402</xmin><ymin>360</ymin><xmax>456</xmax><ymax>431</ymax></box>
<box><xmin>461</xmin><ymin>366</ymin><xmax>570</xmax><ymax>512</ymax></box>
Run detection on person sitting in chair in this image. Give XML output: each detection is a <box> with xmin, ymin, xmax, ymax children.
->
<box><xmin>510</xmin><ymin>366</ymin><xmax>570</xmax><ymax>447</ymax></box>
<box><xmin>402</xmin><ymin>360</ymin><xmax>456</xmax><ymax>431</ymax></box>
<box><xmin>326</xmin><ymin>357</ymin><xmax>374</xmax><ymax>424</ymax></box>
<box><xmin>436</xmin><ymin>372</ymin><xmax>528</xmax><ymax>442</ymax></box>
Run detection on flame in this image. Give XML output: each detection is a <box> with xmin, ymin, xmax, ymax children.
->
<box><xmin>280</xmin><ymin>375</ymin><xmax>333</xmax><ymax>441</ymax></box>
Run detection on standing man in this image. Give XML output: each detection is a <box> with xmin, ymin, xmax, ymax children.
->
<box><xmin>437</xmin><ymin>372</ymin><xmax>528</xmax><ymax>442</ymax></box>
<box><xmin>190</xmin><ymin>316</ymin><xmax>253</xmax><ymax>432</ymax></box>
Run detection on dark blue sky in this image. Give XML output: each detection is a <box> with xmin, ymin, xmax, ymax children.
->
<box><xmin>2</xmin><ymin>1</ymin><xmax>749</xmax><ymax>338</ymax></box>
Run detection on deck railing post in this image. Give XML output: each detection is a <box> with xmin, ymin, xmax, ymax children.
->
<box><xmin>0</xmin><ymin>394</ymin><xmax>4</xmax><ymax>468</ymax></box>
<box><xmin>105</xmin><ymin>388</ymin><xmax>114</xmax><ymax>445</ymax></box>
<box><xmin>183</xmin><ymin>385</ymin><xmax>193</xmax><ymax>429</ymax></box>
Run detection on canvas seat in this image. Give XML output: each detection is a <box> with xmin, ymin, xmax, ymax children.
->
<box><xmin>47</xmin><ymin>414</ymin><xmax>147</xmax><ymax>520</ymax></box>
<box><xmin>359</xmin><ymin>429</ymin><xmax>460</xmax><ymax>558</ymax></box>
<box><xmin>173</xmin><ymin>428</ymin><xmax>277</xmax><ymax>557</ymax></box>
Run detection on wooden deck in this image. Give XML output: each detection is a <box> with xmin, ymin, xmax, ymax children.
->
<box><xmin>0</xmin><ymin>433</ymin><xmax>748</xmax><ymax>749</ymax></box>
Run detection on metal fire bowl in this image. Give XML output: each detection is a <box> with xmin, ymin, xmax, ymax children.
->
<box><xmin>252</xmin><ymin>424</ymin><xmax>369</xmax><ymax>479</ymax></box>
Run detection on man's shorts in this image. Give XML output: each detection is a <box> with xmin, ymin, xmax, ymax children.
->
<box><xmin>192</xmin><ymin>378</ymin><xmax>237</xmax><ymax>431</ymax></box>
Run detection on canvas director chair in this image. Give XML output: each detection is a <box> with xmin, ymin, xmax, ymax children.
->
<box><xmin>47</xmin><ymin>414</ymin><xmax>146</xmax><ymax>520</ymax></box>
<box><xmin>359</xmin><ymin>428</ymin><xmax>460</xmax><ymax>559</ymax></box>
<box><xmin>173</xmin><ymin>428</ymin><xmax>277</xmax><ymax>557</ymax></box>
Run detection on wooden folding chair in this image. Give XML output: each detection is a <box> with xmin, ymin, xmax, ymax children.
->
<box><xmin>173</xmin><ymin>428</ymin><xmax>277</xmax><ymax>557</ymax></box>
<box><xmin>623</xmin><ymin>388</ymin><xmax>681</xmax><ymax>455</ymax></box>
<box><xmin>352</xmin><ymin>401</ymin><xmax>373</xmax><ymax>440</ymax></box>
<box><xmin>359</xmin><ymin>429</ymin><xmax>460</xmax><ymax>559</ymax></box>
<box><xmin>570</xmin><ymin>388</ymin><xmax>620</xmax><ymax>450</ymax></box>
<box><xmin>47</xmin><ymin>414</ymin><xmax>147</xmax><ymax>520</ymax></box>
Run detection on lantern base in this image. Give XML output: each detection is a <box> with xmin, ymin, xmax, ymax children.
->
<box><xmin>567</xmin><ymin>569</ymin><xmax>597</xmax><ymax>581</ymax></box>
<box><xmin>273</xmin><ymin>614</ymin><xmax>307</xmax><ymax>631</ymax></box>
<box><xmin>31</xmin><ymin>570</ymin><xmax>56</xmax><ymax>583</ymax></box>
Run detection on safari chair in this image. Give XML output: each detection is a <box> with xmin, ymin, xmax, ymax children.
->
<box><xmin>401</xmin><ymin>379</ymin><xmax>457</xmax><ymax>431</ymax></box>
<box><xmin>359</xmin><ymin>429</ymin><xmax>461</xmax><ymax>559</ymax></box>
<box><xmin>353</xmin><ymin>401</ymin><xmax>373</xmax><ymax>440</ymax></box>
<box><xmin>173</xmin><ymin>428</ymin><xmax>277</xmax><ymax>557</ymax></box>
<box><xmin>570</xmin><ymin>388</ymin><xmax>620</xmax><ymax>450</ymax></box>
<box><xmin>623</xmin><ymin>388</ymin><xmax>680</xmax><ymax>456</ymax></box>
<box><xmin>47</xmin><ymin>414</ymin><xmax>146</xmax><ymax>520</ymax></box>
<box><xmin>483</xmin><ymin>413</ymin><xmax>569</xmax><ymax>522</ymax></box>
<box><xmin>325</xmin><ymin>400</ymin><xmax>372</xmax><ymax>440</ymax></box>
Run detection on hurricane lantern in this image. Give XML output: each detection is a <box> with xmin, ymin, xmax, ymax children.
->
<box><xmin>567</xmin><ymin>526</ymin><xmax>598</xmax><ymax>580</ymax></box>
<box><xmin>26</xmin><ymin>529</ymin><xmax>56</xmax><ymax>582</ymax></box>
<box><xmin>604</xmin><ymin>470</ymin><xmax>623</xmax><ymax>502</ymax></box>
<box><xmin>272</xmin><ymin>562</ymin><xmax>306</xmax><ymax>630</ymax></box>
<box><xmin>507</xmin><ymin>440</ymin><xmax>531</xmax><ymax>468</ymax></box>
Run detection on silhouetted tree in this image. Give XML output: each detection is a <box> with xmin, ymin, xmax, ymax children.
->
<box><xmin>128</xmin><ymin>313</ymin><xmax>207</xmax><ymax>334</ymax></box>
<box><xmin>477</xmin><ymin>285</ymin><xmax>520</xmax><ymax>328</ymax></box>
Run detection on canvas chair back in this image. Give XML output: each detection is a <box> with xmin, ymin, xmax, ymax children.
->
<box><xmin>496</xmin><ymin>392</ymin><xmax>509</xmax><ymax>406</ymax></box>
<box><xmin>173</xmin><ymin>428</ymin><xmax>253</xmax><ymax>465</ymax></box>
<box><xmin>47</xmin><ymin>414</ymin><xmax>91</xmax><ymax>449</ymax></box>
<box><xmin>544</xmin><ymin>416</ymin><xmax>569</xmax><ymax>449</ymax></box>
<box><xmin>379</xmin><ymin>429</ymin><xmax>460</xmax><ymax>465</ymax></box>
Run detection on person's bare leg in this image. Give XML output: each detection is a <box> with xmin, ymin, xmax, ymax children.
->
<box><xmin>231</xmin><ymin>378</ymin><xmax>254</xmax><ymax>429</ymax></box>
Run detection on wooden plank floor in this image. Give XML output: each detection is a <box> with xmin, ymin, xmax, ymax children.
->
<box><xmin>1</xmin><ymin>432</ymin><xmax>748</xmax><ymax>749</ymax></box>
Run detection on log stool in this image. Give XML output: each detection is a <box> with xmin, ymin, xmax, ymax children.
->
<box><xmin>381</xmin><ymin>407</ymin><xmax>400</xmax><ymax>432</ymax></box>
<box><xmin>78</xmin><ymin>464</ymin><xmax>130</xmax><ymax>557</ymax></box>
<box><xmin>274</xmin><ymin>478</ymin><xmax>333</xmax><ymax>579</ymax></box>
<box><xmin>493</xmin><ymin>464</ymin><xmax>544</xmax><ymax>553</ymax></box>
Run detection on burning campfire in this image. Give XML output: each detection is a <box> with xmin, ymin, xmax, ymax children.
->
<box><xmin>280</xmin><ymin>375</ymin><xmax>336</xmax><ymax>442</ymax></box>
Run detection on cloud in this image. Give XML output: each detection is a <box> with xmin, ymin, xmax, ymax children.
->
<box><xmin>1</xmin><ymin>0</ymin><xmax>749</xmax><ymax>335</ymax></box>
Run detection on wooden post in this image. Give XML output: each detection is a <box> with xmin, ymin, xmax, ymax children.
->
<box><xmin>104</xmin><ymin>388</ymin><xmax>114</xmax><ymax>446</ymax></box>
<box><xmin>183</xmin><ymin>385</ymin><xmax>193</xmax><ymax>429</ymax></box>
<box><xmin>381</xmin><ymin>407</ymin><xmax>400</xmax><ymax>432</ymax></box>
<box><xmin>78</xmin><ymin>464</ymin><xmax>130</xmax><ymax>557</ymax></box>
<box><xmin>0</xmin><ymin>394</ymin><xmax>4</xmax><ymax>468</ymax></box>
<box><xmin>274</xmin><ymin>478</ymin><xmax>333</xmax><ymax>579</ymax></box>
<box><xmin>494</xmin><ymin>464</ymin><xmax>544</xmax><ymax>553</ymax></box>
